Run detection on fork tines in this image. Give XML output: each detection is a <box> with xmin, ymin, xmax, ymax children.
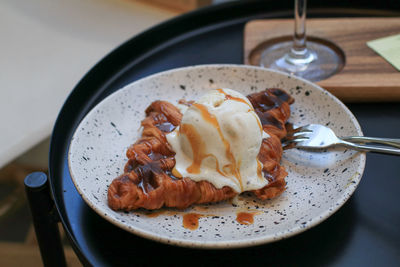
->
<box><xmin>282</xmin><ymin>125</ymin><xmax>311</xmax><ymax>149</ymax></box>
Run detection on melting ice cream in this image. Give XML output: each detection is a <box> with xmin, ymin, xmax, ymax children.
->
<box><xmin>166</xmin><ymin>88</ymin><xmax>269</xmax><ymax>193</ymax></box>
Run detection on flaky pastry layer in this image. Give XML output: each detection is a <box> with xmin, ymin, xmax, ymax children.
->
<box><xmin>108</xmin><ymin>89</ymin><xmax>294</xmax><ymax>211</ymax></box>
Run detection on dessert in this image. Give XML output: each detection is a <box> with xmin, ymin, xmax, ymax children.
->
<box><xmin>167</xmin><ymin>88</ymin><xmax>270</xmax><ymax>193</ymax></box>
<box><xmin>108</xmin><ymin>88</ymin><xmax>294</xmax><ymax>211</ymax></box>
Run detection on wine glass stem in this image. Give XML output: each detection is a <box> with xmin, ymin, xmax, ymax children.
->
<box><xmin>292</xmin><ymin>0</ymin><xmax>307</xmax><ymax>56</ymax></box>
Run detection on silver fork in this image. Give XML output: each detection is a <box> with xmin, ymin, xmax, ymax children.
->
<box><xmin>283</xmin><ymin>124</ymin><xmax>400</xmax><ymax>155</ymax></box>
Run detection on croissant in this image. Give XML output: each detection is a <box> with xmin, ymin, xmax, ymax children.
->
<box><xmin>108</xmin><ymin>89</ymin><xmax>294</xmax><ymax>211</ymax></box>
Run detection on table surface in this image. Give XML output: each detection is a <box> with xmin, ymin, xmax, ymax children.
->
<box><xmin>48</xmin><ymin>1</ymin><xmax>400</xmax><ymax>266</ymax></box>
<box><xmin>0</xmin><ymin>0</ymin><xmax>178</xmax><ymax>168</ymax></box>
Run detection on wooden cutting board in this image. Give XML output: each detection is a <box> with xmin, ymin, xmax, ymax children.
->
<box><xmin>244</xmin><ymin>18</ymin><xmax>400</xmax><ymax>102</ymax></box>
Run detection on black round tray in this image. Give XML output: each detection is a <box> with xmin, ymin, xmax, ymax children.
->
<box><xmin>49</xmin><ymin>1</ymin><xmax>400</xmax><ymax>266</ymax></box>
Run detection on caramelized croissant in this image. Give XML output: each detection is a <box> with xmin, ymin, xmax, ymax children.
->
<box><xmin>108</xmin><ymin>89</ymin><xmax>294</xmax><ymax>211</ymax></box>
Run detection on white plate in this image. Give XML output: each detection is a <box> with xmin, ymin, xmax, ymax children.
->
<box><xmin>68</xmin><ymin>64</ymin><xmax>365</xmax><ymax>248</ymax></box>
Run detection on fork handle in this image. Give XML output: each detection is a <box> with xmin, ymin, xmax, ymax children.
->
<box><xmin>340</xmin><ymin>140</ymin><xmax>400</xmax><ymax>155</ymax></box>
<box><xmin>341</xmin><ymin>136</ymin><xmax>400</xmax><ymax>149</ymax></box>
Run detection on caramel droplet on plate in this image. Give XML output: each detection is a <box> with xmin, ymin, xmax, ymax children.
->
<box><xmin>236</xmin><ymin>212</ymin><xmax>255</xmax><ymax>225</ymax></box>
<box><xmin>183</xmin><ymin>213</ymin><xmax>202</xmax><ymax>230</ymax></box>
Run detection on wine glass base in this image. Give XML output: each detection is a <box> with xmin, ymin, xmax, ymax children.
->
<box><xmin>259</xmin><ymin>38</ymin><xmax>344</xmax><ymax>82</ymax></box>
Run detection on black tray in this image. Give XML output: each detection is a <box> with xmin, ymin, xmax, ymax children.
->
<box><xmin>49</xmin><ymin>1</ymin><xmax>400</xmax><ymax>266</ymax></box>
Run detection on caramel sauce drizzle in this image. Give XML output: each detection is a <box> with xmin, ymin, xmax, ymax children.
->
<box><xmin>217</xmin><ymin>88</ymin><xmax>252</xmax><ymax>108</ymax></box>
<box><xmin>179</xmin><ymin>123</ymin><xmax>224</xmax><ymax>176</ymax></box>
<box><xmin>257</xmin><ymin>160</ymin><xmax>263</xmax><ymax>180</ymax></box>
<box><xmin>208</xmin><ymin>154</ymin><xmax>226</xmax><ymax>177</ymax></box>
<box><xmin>144</xmin><ymin>210</ymin><xmax>205</xmax><ymax>231</ymax></box>
<box><xmin>182</xmin><ymin>213</ymin><xmax>202</xmax><ymax>230</ymax></box>
<box><xmin>236</xmin><ymin>211</ymin><xmax>260</xmax><ymax>225</ymax></box>
<box><xmin>145</xmin><ymin>210</ymin><xmax>260</xmax><ymax>229</ymax></box>
<box><xmin>179</xmin><ymin>123</ymin><xmax>206</xmax><ymax>174</ymax></box>
<box><xmin>190</xmin><ymin>103</ymin><xmax>243</xmax><ymax>191</ymax></box>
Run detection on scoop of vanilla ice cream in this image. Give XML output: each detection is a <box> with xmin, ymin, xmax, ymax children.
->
<box><xmin>166</xmin><ymin>88</ymin><xmax>270</xmax><ymax>193</ymax></box>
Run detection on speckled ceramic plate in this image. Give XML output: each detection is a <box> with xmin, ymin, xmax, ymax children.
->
<box><xmin>68</xmin><ymin>64</ymin><xmax>365</xmax><ymax>248</ymax></box>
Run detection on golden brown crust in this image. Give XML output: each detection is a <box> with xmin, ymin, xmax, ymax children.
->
<box><xmin>108</xmin><ymin>89</ymin><xmax>293</xmax><ymax>211</ymax></box>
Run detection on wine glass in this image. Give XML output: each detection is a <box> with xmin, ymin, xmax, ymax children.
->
<box><xmin>259</xmin><ymin>0</ymin><xmax>343</xmax><ymax>82</ymax></box>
